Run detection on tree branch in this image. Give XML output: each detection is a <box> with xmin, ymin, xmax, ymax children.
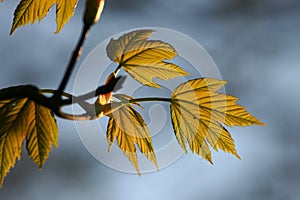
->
<box><xmin>62</xmin><ymin>75</ymin><xmax>126</xmax><ymax>105</ymax></box>
<box><xmin>0</xmin><ymin>73</ymin><xmax>123</xmax><ymax>121</ymax></box>
<box><xmin>53</xmin><ymin>24</ymin><xmax>90</xmax><ymax>100</ymax></box>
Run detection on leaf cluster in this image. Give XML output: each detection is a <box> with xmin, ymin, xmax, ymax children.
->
<box><xmin>0</xmin><ymin>98</ymin><xmax>58</xmax><ymax>186</ymax></box>
<box><xmin>0</xmin><ymin>2</ymin><xmax>265</xmax><ymax>188</ymax></box>
<box><xmin>95</xmin><ymin>30</ymin><xmax>265</xmax><ymax>173</ymax></box>
<box><xmin>10</xmin><ymin>0</ymin><xmax>78</xmax><ymax>34</ymax></box>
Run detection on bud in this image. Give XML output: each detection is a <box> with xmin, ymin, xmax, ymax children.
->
<box><xmin>97</xmin><ymin>73</ymin><xmax>115</xmax><ymax>105</ymax></box>
<box><xmin>95</xmin><ymin>73</ymin><xmax>116</xmax><ymax>118</ymax></box>
<box><xmin>83</xmin><ymin>0</ymin><xmax>105</xmax><ymax>26</ymax></box>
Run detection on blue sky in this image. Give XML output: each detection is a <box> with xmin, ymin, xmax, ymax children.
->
<box><xmin>1</xmin><ymin>0</ymin><xmax>300</xmax><ymax>199</ymax></box>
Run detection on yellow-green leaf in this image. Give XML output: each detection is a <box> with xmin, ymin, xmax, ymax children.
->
<box><xmin>25</xmin><ymin>100</ymin><xmax>58</xmax><ymax>168</ymax></box>
<box><xmin>106</xmin><ymin>30</ymin><xmax>154</xmax><ymax>63</ymax></box>
<box><xmin>39</xmin><ymin>0</ymin><xmax>56</xmax><ymax>22</ymax></box>
<box><xmin>0</xmin><ymin>98</ymin><xmax>58</xmax><ymax>187</ymax></box>
<box><xmin>10</xmin><ymin>0</ymin><xmax>78</xmax><ymax>35</ymax></box>
<box><xmin>106</xmin><ymin>104</ymin><xmax>158</xmax><ymax>175</ymax></box>
<box><xmin>55</xmin><ymin>0</ymin><xmax>78</xmax><ymax>34</ymax></box>
<box><xmin>106</xmin><ymin>29</ymin><xmax>189</xmax><ymax>88</ymax></box>
<box><xmin>170</xmin><ymin>78</ymin><xmax>265</xmax><ymax>163</ymax></box>
<box><xmin>170</xmin><ymin>99</ymin><xmax>213</xmax><ymax>163</ymax></box>
<box><xmin>0</xmin><ymin>98</ymin><xmax>28</xmax><ymax>187</ymax></box>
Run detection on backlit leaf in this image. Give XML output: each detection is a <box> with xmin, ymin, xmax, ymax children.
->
<box><xmin>55</xmin><ymin>0</ymin><xmax>78</xmax><ymax>33</ymax></box>
<box><xmin>106</xmin><ymin>103</ymin><xmax>158</xmax><ymax>175</ymax></box>
<box><xmin>170</xmin><ymin>78</ymin><xmax>265</xmax><ymax>163</ymax></box>
<box><xmin>0</xmin><ymin>98</ymin><xmax>28</xmax><ymax>187</ymax></box>
<box><xmin>0</xmin><ymin>98</ymin><xmax>58</xmax><ymax>187</ymax></box>
<box><xmin>106</xmin><ymin>29</ymin><xmax>189</xmax><ymax>88</ymax></box>
<box><xmin>25</xmin><ymin>101</ymin><xmax>58</xmax><ymax>168</ymax></box>
<box><xmin>10</xmin><ymin>0</ymin><xmax>78</xmax><ymax>35</ymax></box>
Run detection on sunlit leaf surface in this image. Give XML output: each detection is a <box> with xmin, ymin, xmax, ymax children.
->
<box><xmin>0</xmin><ymin>98</ymin><xmax>58</xmax><ymax>187</ymax></box>
<box><xmin>106</xmin><ymin>29</ymin><xmax>189</xmax><ymax>88</ymax></box>
<box><xmin>25</xmin><ymin>101</ymin><xmax>58</xmax><ymax>168</ymax></box>
<box><xmin>10</xmin><ymin>0</ymin><xmax>78</xmax><ymax>34</ymax></box>
<box><xmin>170</xmin><ymin>78</ymin><xmax>265</xmax><ymax>163</ymax></box>
<box><xmin>106</xmin><ymin>103</ymin><xmax>158</xmax><ymax>175</ymax></box>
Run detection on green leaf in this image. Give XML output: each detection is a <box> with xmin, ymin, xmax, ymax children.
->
<box><xmin>106</xmin><ymin>103</ymin><xmax>158</xmax><ymax>175</ymax></box>
<box><xmin>170</xmin><ymin>78</ymin><xmax>265</xmax><ymax>163</ymax></box>
<box><xmin>10</xmin><ymin>0</ymin><xmax>78</xmax><ymax>35</ymax></box>
<box><xmin>0</xmin><ymin>98</ymin><xmax>58</xmax><ymax>187</ymax></box>
<box><xmin>106</xmin><ymin>29</ymin><xmax>189</xmax><ymax>88</ymax></box>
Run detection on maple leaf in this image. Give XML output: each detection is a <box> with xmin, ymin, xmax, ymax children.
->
<box><xmin>10</xmin><ymin>0</ymin><xmax>78</xmax><ymax>34</ymax></box>
<box><xmin>170</xmin><ymin>78</ymin><xmax>265</xmax><ymax>163</ymax></box>
<box><xmin>106</xmin><ymin>103</ymin><xmax>158</xmax><ymax>175</ymax></box>
<box><xmin>0</xmin><ymin>98</ymin><xmax>58</xmax><ymax>187</ymax></box>
<box><xmin>106</xmin><ymin>29</ymin><xmax>189</xmax><ymax>88</ymax></box>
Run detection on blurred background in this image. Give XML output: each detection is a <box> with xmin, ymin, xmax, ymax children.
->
<box><xmin>0</xmin><ymin>0</ymin><xmax>300</xmax><ymax>199</ymax></box>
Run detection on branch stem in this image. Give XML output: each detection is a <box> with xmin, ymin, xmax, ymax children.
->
<box><xmin>129</xmin><ymin>97</ymin><xmax>172</xmax><ymax>104</ymax></box>
<box><xmin>53</xmin><ymin>24</ymin><xmax>90</xmax><ymax>99</ymax></box>
<box><xmin>113</xmin><ymin>64</ymin><xmax>122</xmax><ymax>75</ymax></box>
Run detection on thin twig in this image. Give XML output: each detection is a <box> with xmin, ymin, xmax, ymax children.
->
<box><xmin>129</xmin><ymin>97</ymin><xmax>172</xmax><ymax>104</ymax></box>
<box><xmin>53</xmin><ymin>24</ymin><xmax>90</xmax><ymax>99</ymax></box>
<box><xmin>0</xmin><ymin>85</ymin><xmax>92</xmax><ymax>120</ymax></box>
<box><xmin>62</xmin><ymin>76</ymin><xmax>126</xmax><ymax>105</ymax></box>
<box><xmin>59</xmin><ymin>112</ymin><xmax>91</xmax><ymax>121</ymax></box>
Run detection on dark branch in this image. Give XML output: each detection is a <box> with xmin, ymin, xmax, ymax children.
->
<box><xmin>0</xmin><ymin>75</ymin><xmax>124</xmax><ymax>120</ymax></box>
<box><xmin>0</xmin><ymin>85</ymin><xmax>48</xmax><ymax>105</ymax></box>
<box><xmin>53</xmin><ymin>24</ymin><xmax>90</xmax><ymax>100</ymax></box>
<box><xmin>62</xmin><ymin>75</ymin><xmax>126</xmax><ymax>105</ymax></box>
<box><xmin>0</xmin><ymin>85</ymin><xmax>64</xmax><ymax>117</ymax></box>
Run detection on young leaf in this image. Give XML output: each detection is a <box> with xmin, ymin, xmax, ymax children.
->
<box><xmin>55</xmin><ymin>0</ymin><xmax>78</xmax><ymax>33</ymax></box>
<box><xmin>10</xmin><ymin>0</ymin><xmax>78</xmax><ymax>35</ymax></box>
<box><xmin>106</xmin><ymin>104</ymin><xmax>158</xmax><ymax>175</ymax></box>
<box><xmin>96</xmin><ymin>73</ymin><xmax>115</xmax><ymax>105</ymax></box>
<box><xmin>94</xmin><ymin>73</ymin><xmax>116</xmax><ymax>118</ymax></box>
<box><xmin>0</xmin><ymin>98</ymin><xmax>28</xmax><ymax>187</ymax></box>
<box><xmin>0</xmin><ymin>98</ymin><xmax>58</xmax><ymax>187</ymax></box>
<box><xmin>170</xmin><ymin>78</ymin><xmax>265</xmax><ymax>163</ymax></box>
<box><xmin>106</xmin><ymin>29</ymin><xmax>189</xmax><ymax>88</ymax></box>
<box><xmin>25</xmin><ymin>100</ymin><xmax>58</xmax><ymax>168</ymax></box>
